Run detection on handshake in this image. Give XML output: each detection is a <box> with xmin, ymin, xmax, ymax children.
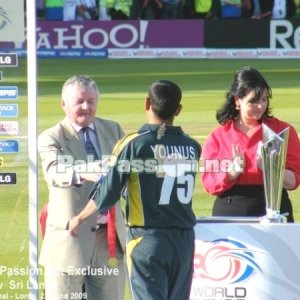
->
<box><xmin>75</xmin><ymin>158</ymin><xmax>109</xmax><ymax>184</ymax></box>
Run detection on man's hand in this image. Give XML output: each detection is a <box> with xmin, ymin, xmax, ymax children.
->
<box><xmin>77</xmin><ymin>159</ymin><xmax>110</xmax><ymax>183</ymax></box>
<box><xmin>79</xmin><ymin>172</ymin><xmax>102</xmax><ymax>183</ymax></box>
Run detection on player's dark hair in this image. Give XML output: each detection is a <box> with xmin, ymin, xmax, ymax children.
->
<box><xmin>148</xmin><ymin>80</ymin><xmax>182</xmax><ymax>120</ymax></box>
<box><xmin>216</xmin><ymin>66</ymin><xmax>273</xmax><ymax>125</ymax></box>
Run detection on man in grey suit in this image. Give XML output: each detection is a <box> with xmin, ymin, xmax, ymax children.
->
<box><xmin>38</xmin><ymin>75</ymin><xmax>126</xmax><ymax>300</ymax></box>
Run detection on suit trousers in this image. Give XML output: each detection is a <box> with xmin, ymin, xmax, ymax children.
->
<box><xmin>44</xmin><ymin>227</ymin><xmax>125</xmax><ymax>300</ymax></box>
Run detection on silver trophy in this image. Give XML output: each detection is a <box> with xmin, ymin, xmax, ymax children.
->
<box><xmin>260</xmin><ymin>124</ymin><xmax>289</xmax><ymax>223</ymax></box>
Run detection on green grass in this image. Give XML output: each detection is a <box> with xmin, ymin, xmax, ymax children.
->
<box><xmin>1</xmin><ymin>58</ymin><xmax>300</xmax><ymax>298</ymax></box>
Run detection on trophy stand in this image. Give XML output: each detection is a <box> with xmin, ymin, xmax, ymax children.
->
<box><xmin>260</xmin><ymin>124</ymin><xmax>289</xmax><ymax>223</ymax></box>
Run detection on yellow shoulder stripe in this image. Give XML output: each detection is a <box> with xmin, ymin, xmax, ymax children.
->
<box><xmin>112</xmin><ymin>132</ymin><xmax>140</xmax><ymax>157</ymax></box>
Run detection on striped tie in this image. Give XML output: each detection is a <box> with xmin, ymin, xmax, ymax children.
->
<box><xmin>82</xmin><ymin>127</ymin><xmax>99</xmax><ymax>160</ymax></box>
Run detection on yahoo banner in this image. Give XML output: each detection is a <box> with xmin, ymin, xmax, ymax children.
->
<box><xmin>31</xmin><ymin>20</ymin><xmax>203</xmax><ymax>50</ymax></box>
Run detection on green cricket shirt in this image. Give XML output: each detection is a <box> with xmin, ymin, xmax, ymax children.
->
<box><xmin>92</xmin><ymin>124</ymin><xmax>201</xmax><ymax>229</ymax></box>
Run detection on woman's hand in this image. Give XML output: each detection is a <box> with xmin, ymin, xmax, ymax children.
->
<box><xmin>283</xmin><ymin>169</ymin><xmax>297</xmax><ymax>190</ymax></box>
<box><xmin>227</xmin><ymin>144</ymin><xmax>245</xmax><ymax>181</ymax></box>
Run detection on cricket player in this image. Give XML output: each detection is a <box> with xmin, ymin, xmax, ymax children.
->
<box><xmin>69</xmin><ymin>79</ymin><xmax>201</xmax><ymax>300</ymax></box>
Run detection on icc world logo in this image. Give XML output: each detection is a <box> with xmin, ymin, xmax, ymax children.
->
<box><xmin>0</xmin><ymin>7</ymin><xmax>12</xmax><ymax>30</ymax></box>
<box><xmin>193</xmin><ymin>238</ymin><xmax>263</xmax><ymax>284</ymax></box>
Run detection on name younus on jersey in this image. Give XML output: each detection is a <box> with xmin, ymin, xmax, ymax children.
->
<box><xmin>151</xmin><ymin>144</ymin><xmax>198</xmax><ymax>178</ymax></box>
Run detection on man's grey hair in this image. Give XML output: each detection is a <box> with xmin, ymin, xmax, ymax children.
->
<box><xmin>62</xmin><ymin>75</ymin><xmax>100</xmax><ymax>101</ymax></box>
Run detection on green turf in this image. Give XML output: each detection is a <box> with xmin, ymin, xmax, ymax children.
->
<box><xmin>1</xmin><ymin>58</ymin><xmax>300</xmax><ymax>298</ymax></box>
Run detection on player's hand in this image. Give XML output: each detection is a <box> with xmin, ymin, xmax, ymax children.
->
<box><xmin>68</xmin><ymin>216</ymin><xmax>81</xmax><ymax>237</ymax></box>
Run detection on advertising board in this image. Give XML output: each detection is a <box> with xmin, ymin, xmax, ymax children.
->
<box><xmin>191</xmin><ymin>222</ymin><xmax>300</xmax><ymax>300</ymax></box>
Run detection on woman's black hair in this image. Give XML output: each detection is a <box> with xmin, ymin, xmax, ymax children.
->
<box><xmin>216</xmin><ymin>66</ymin><xmax>273</xmax><ymax>125</ymax></box>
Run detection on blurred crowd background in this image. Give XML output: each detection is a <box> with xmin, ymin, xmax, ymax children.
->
<box><xmin>34</xmin><ymin>0</ymin><xmax>300</xmax><ymax>22</ymax></box>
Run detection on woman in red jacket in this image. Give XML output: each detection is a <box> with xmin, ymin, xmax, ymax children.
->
<box><xmin>201</xmin><ymin>66</ymin><xmax>300</xmax><ymax>222</ymax></box>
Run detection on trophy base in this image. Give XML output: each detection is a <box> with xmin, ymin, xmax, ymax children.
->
<box><xmin>260</xmin><ymin>210</ymin><xmax>288</xmax><ymax>224</ymax></box>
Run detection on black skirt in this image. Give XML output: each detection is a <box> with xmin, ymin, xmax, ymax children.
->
<box><xmin>213</xmin><ymin>185</ymin><xmax>294</xmax><ymax>223</ymax></box>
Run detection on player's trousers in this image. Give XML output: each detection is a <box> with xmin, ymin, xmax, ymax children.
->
<box><xmin>126</xmin><ymin>227</ymin><xmax>195</xmax><ymax>300</ymax></box>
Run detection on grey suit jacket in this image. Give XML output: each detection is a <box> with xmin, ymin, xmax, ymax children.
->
<box><xmin>38</xmin><ymin>117</ymin><xmax>126</xmax><ymax>272</ymax></box>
